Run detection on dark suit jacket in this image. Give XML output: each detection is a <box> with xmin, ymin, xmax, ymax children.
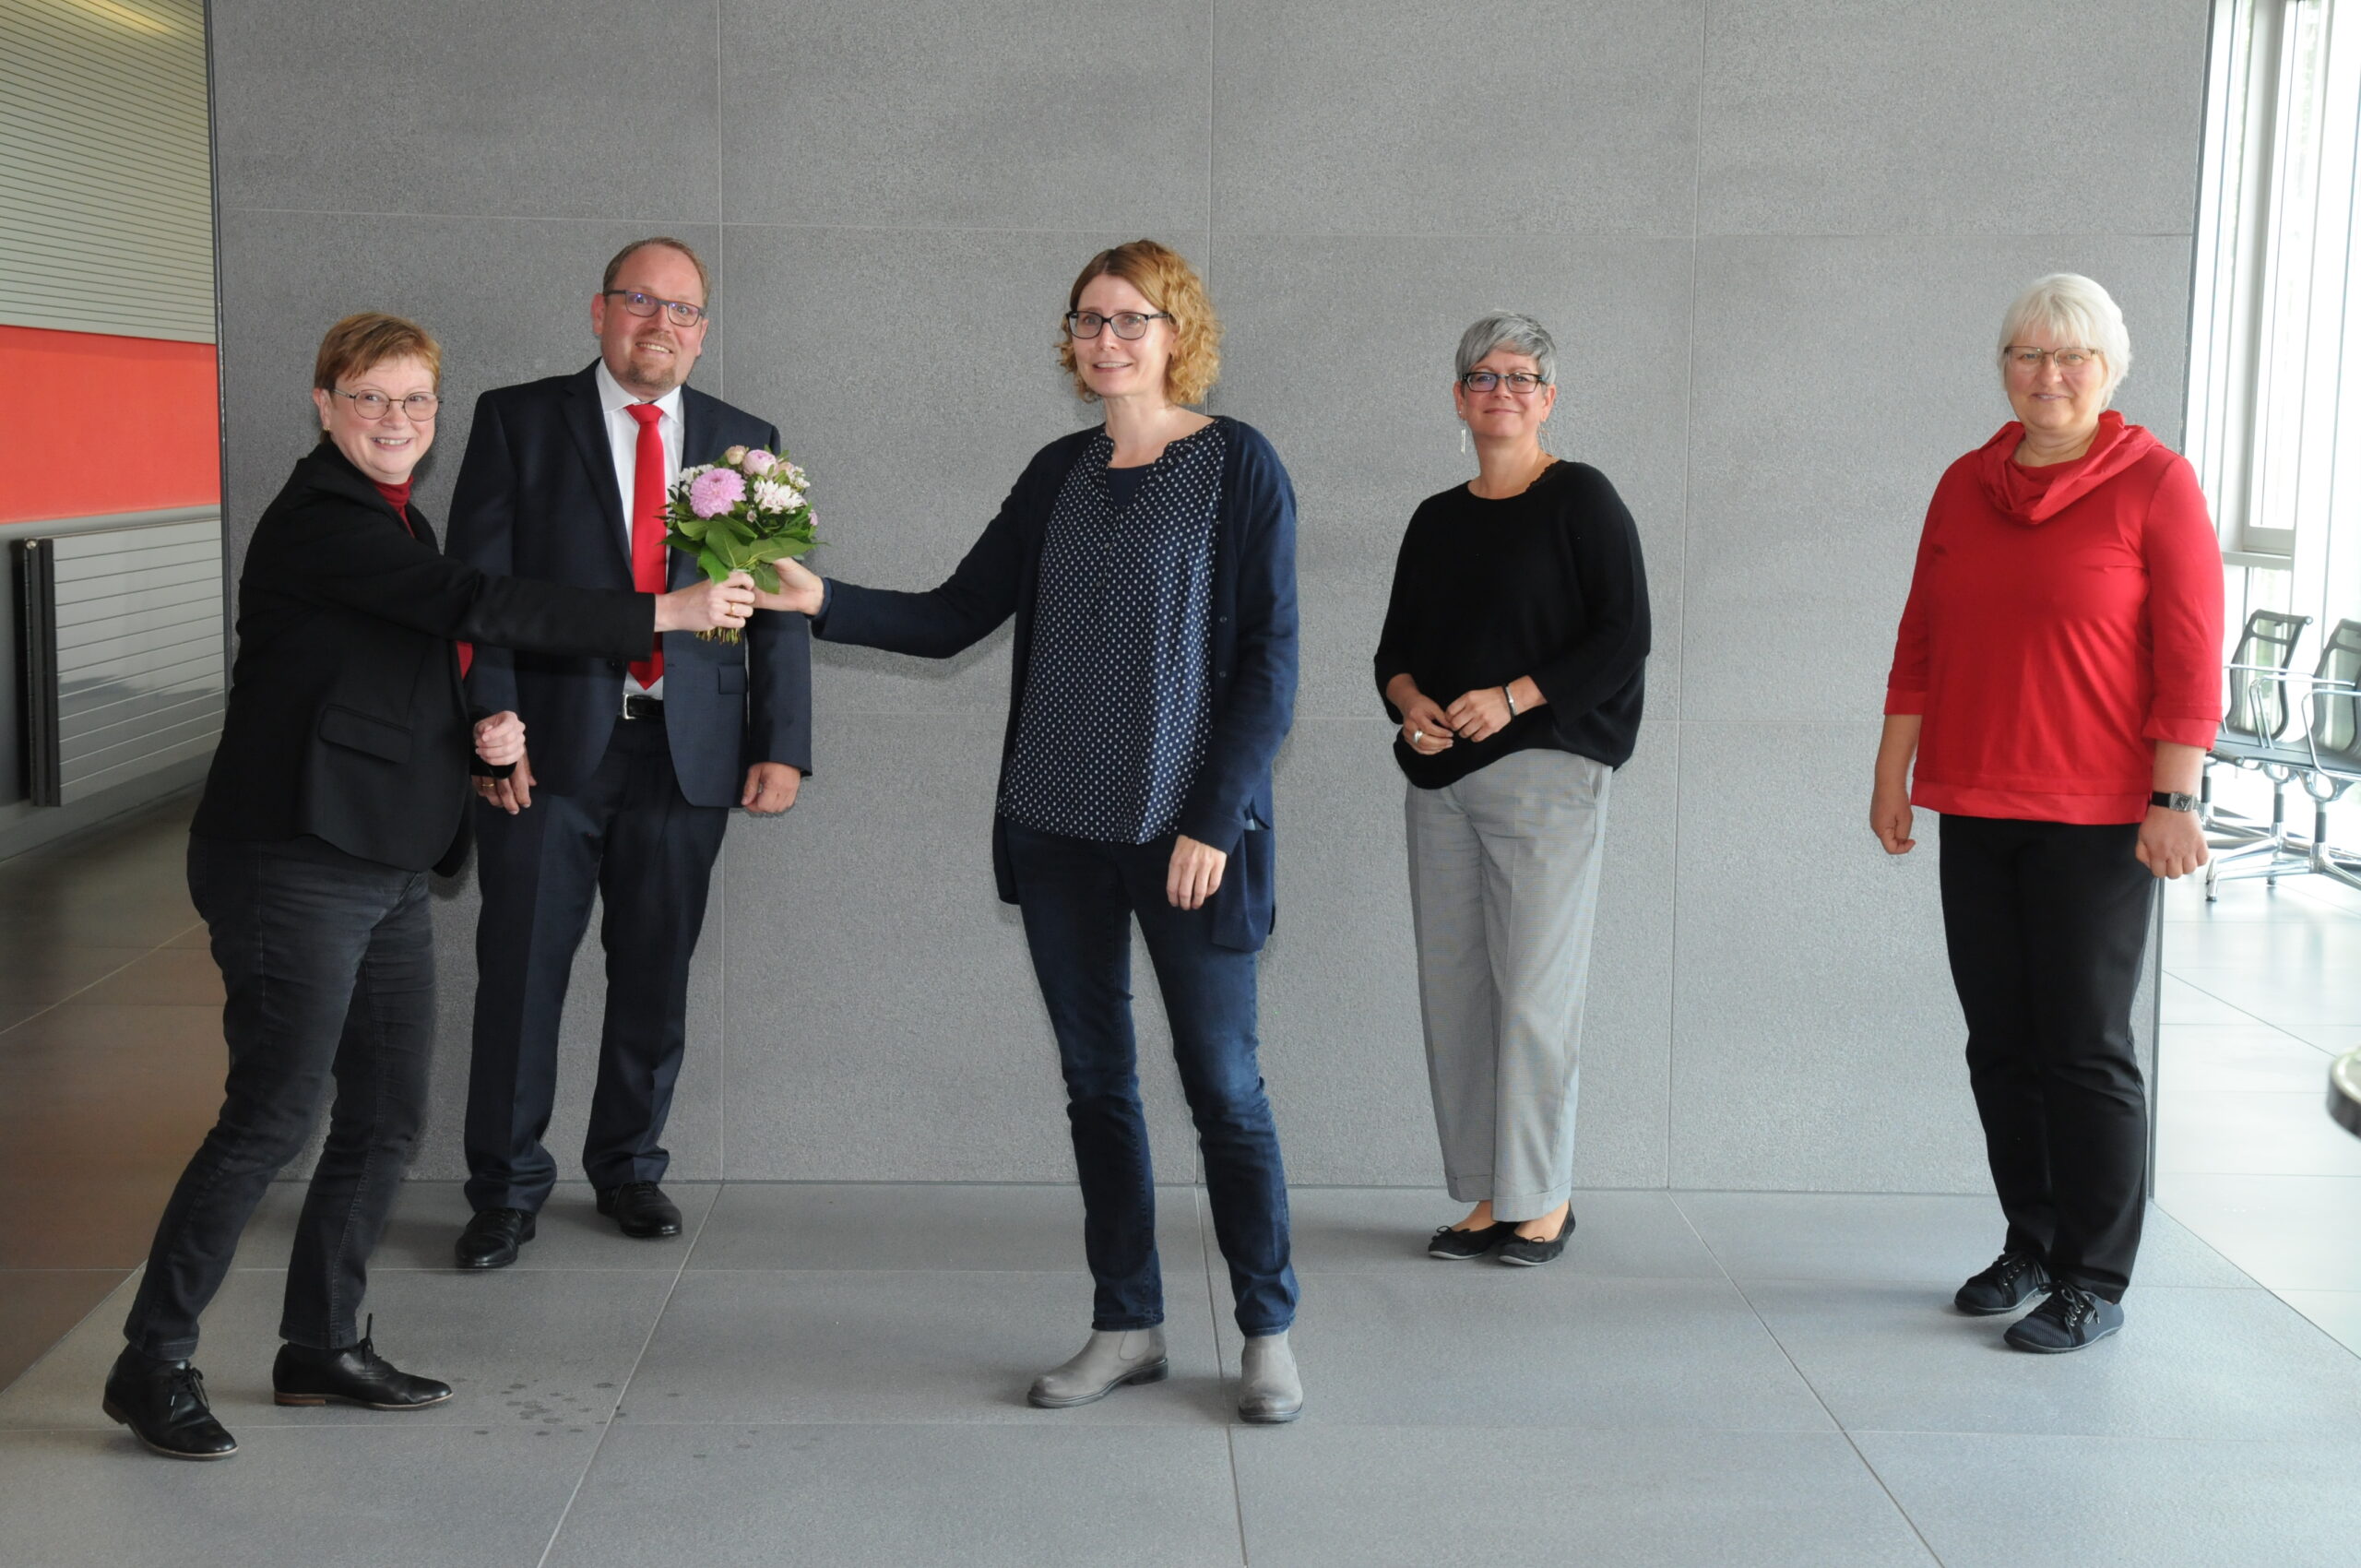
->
<box><xmin>446</xmin><ymin>362</ymin><xmax>813</xmax><ymax>806</ymax></box>
<box><xmin>818</xmin><ymin>416</ymin><xmax>1299</xmax><ymax>952</ymax></box>
<box><xmin>192</xmin><ymin>444</ymin><xmax>656</xmax><ymax>874</ymax></box>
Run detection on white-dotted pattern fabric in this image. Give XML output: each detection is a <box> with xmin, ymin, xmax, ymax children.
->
<box><xmin>999</xmin><ymin>423</ymin><xmax>1225</xmax><ymax>845</ymax></box>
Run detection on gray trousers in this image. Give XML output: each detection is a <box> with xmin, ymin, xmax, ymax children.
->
<box><xmin>1405</xmin><ymin>748</ymin><xmax>1610</xmax><ymax>1221</ymax></box>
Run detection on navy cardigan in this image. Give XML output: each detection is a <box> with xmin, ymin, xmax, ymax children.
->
<box><xmin>816</xmin><ymin>415</ymin><xmax>1300</xmax><ymax>952</ymax></box>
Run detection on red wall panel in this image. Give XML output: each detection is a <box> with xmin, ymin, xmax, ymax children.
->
<box><xmin>0</xmin><ymin>325</ymin><xmax>221</xmax><ymax>524</ymax></box>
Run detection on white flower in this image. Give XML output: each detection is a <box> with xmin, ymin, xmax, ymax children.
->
<box><xmin>722</xmin><ymin>445</ymin><xmax>750</xmax><ymax>467</ymax></box>
<box><xmin>781</xmin><ymin>462</ymin><xmax>809</xmax><ymax>492</ymax></box>
<box><xmin>752</xmin><ymin>478</ymin><xmax>795</xmax><ymax>512</ymax></box>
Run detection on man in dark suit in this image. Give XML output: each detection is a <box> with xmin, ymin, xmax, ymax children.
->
<box><xmin>445</xmin><ymin>238</ymin><xmax>811</xmax><ymax>1266</ymax></box>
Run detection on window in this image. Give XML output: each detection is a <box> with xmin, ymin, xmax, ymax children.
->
<box><xmin>2189</xmin><ymin>0</ymin><xmax>2361</xmax><ymax>621</ymax></box>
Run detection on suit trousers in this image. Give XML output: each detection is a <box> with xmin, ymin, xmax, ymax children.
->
<box><xmin>464</xmin><ymin>715</ymin><xmax>728</xmax><ymax>1213</ymax></box>
<box><xmin>1938</xmin><ymin>813</ymin><xmax>2156</xmax><ymax>1301</ymax></box>
<box><xmin>1405</xmin><ymin>748</ymin><xmax>1611</xmax><ymax>1222</ymax></box>
<box><xmin>1003</xmin><ymin>819</ymin><xmax>1298</xmax><ymax>1336</ymax></box>
<box><xmin>125</xmin><ymin>835</ymin><xmax>433</xmax><ymax>1359</ymax></box>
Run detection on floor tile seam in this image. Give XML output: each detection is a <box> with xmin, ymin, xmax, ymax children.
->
<box><xmin>530</xmin><ymin>1229</ymin><xmax>703</xmax><ymax>1568</ymax></box>
<box><xmin>2263</xmin><ymin>1291</ymin><xmax>2361</xmax><ymax>1364</ymax></box>
<box><xmin>1706</xmin><ymin>1275</ymin><xmax>2268</xmax><ymax>1292</ymax></box>
<box><xmin>1841</xmin><ymin>1426</ymin><xmax>2361</xmax><ymax>1446</ymax></box>
<box><xmin>473</xmin><ymin>1416</ymin><xmax>1903</xmax><ymax>1435</ymax></box>
<box><xmin>1717</xmin><ymin>1273</ymin><xmax>1953</xmax><ymax>1567</ymax></box>
<box><xmin>1662</xmin><ymin>1191</ymin><xmax>1746</xmax><ymax>1287</ymax></box>
<box><xmin>2162</xmin><ymin>972</ymin><xmax>2297</xmax><ymax>1029</ymax></box>
<box><xmin>0</xmin><ymin>944</ymin><xmax>182</xmax><ymax>1040</ymax></box>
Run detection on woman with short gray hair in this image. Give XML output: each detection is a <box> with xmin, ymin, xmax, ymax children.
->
<box><xmin>1374</xmin><ymin>312</ymin><xmax>1650</xmax><ymax>1265</ymax></box>
<box><xmin>1873</xmin><ymin>273</ymin><xmax>2222</xmax><ymax>1351</ymax></box>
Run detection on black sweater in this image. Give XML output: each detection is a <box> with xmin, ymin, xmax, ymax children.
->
<box><xmin>1372</xmin><ymin>459</ymin><xmax>1650</xmax><ymax>790</ymax></box>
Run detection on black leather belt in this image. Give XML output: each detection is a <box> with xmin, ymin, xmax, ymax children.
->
<box><xmin>621</xmin><ymin>694</ymin><xmax>664</xmax><ymax>721</ymax></box>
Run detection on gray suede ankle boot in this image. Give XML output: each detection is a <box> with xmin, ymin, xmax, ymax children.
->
<box><xmin>1026</xmin><ymin>1327</ymin><xmax>1169</xmax><ymax>1408</ymax></box>
<box><xmin>1238</xmin><ymin>1330</ymin><xmax>1302</xmax><ymax>1423</ymax></box>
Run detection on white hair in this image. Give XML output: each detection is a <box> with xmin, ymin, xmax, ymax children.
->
<box><xmin>1998</xmin><ymin>273</ymin><xmax>2131</xmax><ymax>400</ymax></box>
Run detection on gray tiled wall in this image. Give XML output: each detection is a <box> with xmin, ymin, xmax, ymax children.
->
<box><xmin>209</xmin><ymin>1</ymin><xmax>2211</xmax><ymax>1190</ymax></box>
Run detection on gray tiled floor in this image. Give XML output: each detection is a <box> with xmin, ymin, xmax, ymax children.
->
<box><xmin>2</xmin><ymin>800</ymin><xmax>2359</xmax><ymax>1565</ymax></box>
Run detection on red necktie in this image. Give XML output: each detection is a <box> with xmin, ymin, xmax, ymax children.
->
<box><xmin>625</xmin><ymin>401</ymin><xmax>667</xmax><ymax>688</ymax></box>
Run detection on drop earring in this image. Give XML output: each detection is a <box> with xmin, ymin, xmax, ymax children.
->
<box><xmin>1459</xmin><ymin>422</ymin><xmax>1468</xmax><ymax>457</ymax></box>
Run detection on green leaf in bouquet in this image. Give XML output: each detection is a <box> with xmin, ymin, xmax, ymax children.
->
<box><xmin>671</xmin><ymin>517</ymin><xmax>709</xmax><ymax>542</ymax></box>
<box><xmin>696</xmin><ymin>545</ymin><xmax>732</xmax><ymax>584</ymax></box>
<box><xmin>751</xmin><ymin>562</ymin><xmax>781</xmax><ymax>593</ymax></box>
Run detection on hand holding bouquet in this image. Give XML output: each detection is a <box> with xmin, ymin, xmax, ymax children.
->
<box><xmin>664</xmin><ymin>444</ymin><xmax>819</xmax><ymax>642</ymax></box>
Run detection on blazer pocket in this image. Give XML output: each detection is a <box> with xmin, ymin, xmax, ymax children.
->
<box><xmin>716</xmin><ymin>664</ymin><xmax>748</xmax><ymax>695</ymax></box>
<box><xmin>317</xmin><ymin>704</ymin><xmax>412</xmax><ymax>764</ymax></box>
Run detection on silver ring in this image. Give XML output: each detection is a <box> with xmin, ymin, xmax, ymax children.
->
<box><xmin>1412</xmin><ymin>729</ymin><xmax>1423</xmax><ymax>742</ymax></box>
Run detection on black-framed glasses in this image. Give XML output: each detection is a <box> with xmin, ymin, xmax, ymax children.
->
<box><xmin>602</xmin><ymin>290</ymin><xmax>707</xmax><ymax>327</ymax></box>
<box><xmin>1459</xmin><ymin>370</ymin><xmax>1548</xmax><ymax>395</ymax></box>
<box><xmin>1064</xmin><ymin>310</ymin><xmax>1172</xmax><ymax>340</ymax></box>
<box><xmin>2003</xmin><ymin>345</ymin><xmax>2100</xmax><ymax>373</ymax></box>
<box><xmin>333</xmin><ymin>388</ymin><xmax>439</xmax><ymax>421</ymax></box>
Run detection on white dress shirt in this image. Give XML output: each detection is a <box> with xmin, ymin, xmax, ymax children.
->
<box><xmin>594</xmin><ymin>359</ymin><xmax>683</xmax><ymax>698</ymax></box>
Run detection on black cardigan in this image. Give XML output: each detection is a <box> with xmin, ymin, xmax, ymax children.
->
<box><xmin>193</xmin><ymin>444</ymin><xmax>655</xmax><ymax>874</ymax></box>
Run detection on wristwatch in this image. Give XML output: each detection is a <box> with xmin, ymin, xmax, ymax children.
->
<box><xmin>2151</xmin><ymin>790</ymin><xmax>2199</xmax><ymax>813</ymax></box>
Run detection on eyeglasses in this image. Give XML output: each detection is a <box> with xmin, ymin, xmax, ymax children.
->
<box><xmin>602</xmin><ymin>290</ymin><xmax>708</xmax><ymax>327</ymax></box>
<box><xmin>1064</xmin><ymin>310</ymin><xmax>1172</xmax><ymax>340</ymax></box>
<box><xmin>333</xmin><ymin>388</ymin><xmax>439</xmax><ymax>421</ymax></box>
<box><xmin>2003</xmin><ymin>346</ymin><xmax>2100</xmax><ymax>374</ymax></box>
<box><xmin>1459</xmin><ymin>370</ymin><xmax>1548</xmax><ymax>395</ymax></box>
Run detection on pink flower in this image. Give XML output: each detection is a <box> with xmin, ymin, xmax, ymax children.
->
<box><xmin>690</xmin><ymin>467</ymin><xmax>746</xmax><ymax>517</ymax></box>
<box><xmin>742</xmin><ymin>449</ymin><xmax>778</xmax><ymax>475</ymax></box>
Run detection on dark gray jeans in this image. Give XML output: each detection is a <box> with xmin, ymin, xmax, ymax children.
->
<box><xmin>123</xmin><ymin>834</ymin><xmax>433</xmax><ymax>1359</ymax></box>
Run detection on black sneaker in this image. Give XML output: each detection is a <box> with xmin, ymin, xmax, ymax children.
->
<box><xmin>2004</xmin><ymin>1282</ymin><xmax>2124</xmax><ymax>1353</ymax></box>
<box><xmin>1954</xmin><ymin>1249</ymin><xmax>2051</xmax><ymax>1315</ymax></box>
<box><xmin>1427</xmin><ymin>1221</ymin><xmax>1513</xmax><ymax>1260</ymax></box>
<box><xmin>1496</xmin><ymin>1209</ymin><xmax>1576</xmax><ymax>1267</ymax></box>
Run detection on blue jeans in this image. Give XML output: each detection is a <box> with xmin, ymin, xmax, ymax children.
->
<box><xmin>1005</xmin><ymin>820</ymin><xmax>1298</xmax><ymax>1336</ymax></box>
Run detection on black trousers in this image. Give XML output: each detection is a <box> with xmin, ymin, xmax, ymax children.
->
<box><xmin>463</xmin><ymin>716</ymin><xmax>728</xmax><ymax>1213</ymax></box>
<box><xmin>124</xmin><ymin>835</ymin><xmax>433</xmax><ymax>1359</ymax></box>
<box><xmin>1938</xmin><ymin>814</ymin><xmax>2156</xmax><ymax>1301</ymax></box>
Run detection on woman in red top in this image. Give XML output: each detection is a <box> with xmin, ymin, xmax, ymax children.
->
<box><xmin>1872</xmin><ymin>273</ymin><xmax>2223</xmax><ymax>1354</ymax></box>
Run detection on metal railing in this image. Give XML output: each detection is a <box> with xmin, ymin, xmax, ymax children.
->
<box><xmin>13</xmin><ymin>512</ymin><xmax>225</xmax><ymax>807</ymax></box>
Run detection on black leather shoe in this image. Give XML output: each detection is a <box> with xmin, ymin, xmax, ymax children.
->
<box><xmin>102</xmin><ymin>1348</ymin><xmax>237</xmax><ymax>1459</ymax></box>
<box><xmin>1954</xmin><ymin>1248</ymin><xmax>2050</xmax><ymax>1315</ymax></box>
<box><xmin>1428</xmin><ymin>1221</ymin><xmax>1515</xmax><ymax>1260</ymax></box>
<box><xmin>1496</xmin><ymin>1209</ymin><xmax>1576</xmax><ymax>1267</ymax></box>
<box><xmin>455</xmin><ymin>1206</ymin><xmax>536</xmax><ymax>1269</ymax></box>
<box><xmin>274</xmin><ymin>1317</ymin><xmax>452</xmax><ymax>1409</ymax></box>
<box><xmin>596</xmin><ymin>1181</ymin><xmax>682</xmax><ymax>1239</ymax></box>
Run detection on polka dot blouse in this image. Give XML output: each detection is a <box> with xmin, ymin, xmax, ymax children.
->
<box><xmin>999</xmin><ymin>423</ymin><xmax>1226</xmax><ymax>844</ymax></box>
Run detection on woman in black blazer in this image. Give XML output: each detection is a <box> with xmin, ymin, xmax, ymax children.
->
<box><xmin>104</xmin><ymin>314</ymin><xmax>752</xmax><ymax>1461</ymax></box>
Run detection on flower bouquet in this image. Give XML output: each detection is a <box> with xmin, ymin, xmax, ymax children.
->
<box><xmin>663</xmin><ymin>445</ymin><xmax>819</xmax><ymax>642</ymax></box>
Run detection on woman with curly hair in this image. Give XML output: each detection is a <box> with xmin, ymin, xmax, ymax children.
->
<box><xmin>757</xmin><ymin>240</ymin><xmax>1305</xmax><ymax>1422</ymax></box>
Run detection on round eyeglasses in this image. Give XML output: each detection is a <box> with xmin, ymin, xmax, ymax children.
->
<box><xmin>1064</xmin><ymin>310</ymin><xmax>1173</xmax><ymax>341</ymax></box>
<box><xmin>602</xmin><ymin>290</ymin><xmax>707</xmax><ymax>327</ymax></box>
<box><xmin>333</xmin><ymin>389</ymin><xmax>439</xmax><ymax>422</ymax></box>
<box><xmin>1459</xmin><ymin>371</ymin><xmax>1548</xmax><ymax>395</ymax></box>
<box><xmin>2004</xmin><ymin>346</ymin><xmax>2100</xmax><ymax>374</ymax></box>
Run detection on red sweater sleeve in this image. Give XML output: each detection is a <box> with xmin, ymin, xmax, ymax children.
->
<box><xmin>1883</xmin><ymin>488</ymin><xmax>1942</xmax><ymax>715</ymax></box>
<box><xmin>2140</xmin><ymin>456</ymin><xmax>2225</xmax><ymax>747</ymax></box>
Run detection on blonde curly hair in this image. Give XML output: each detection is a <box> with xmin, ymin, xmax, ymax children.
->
<box><xmin>1058</xmin><ymin>240</ymin><xmax>1221</xmax><ymax>407</ymax></box>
